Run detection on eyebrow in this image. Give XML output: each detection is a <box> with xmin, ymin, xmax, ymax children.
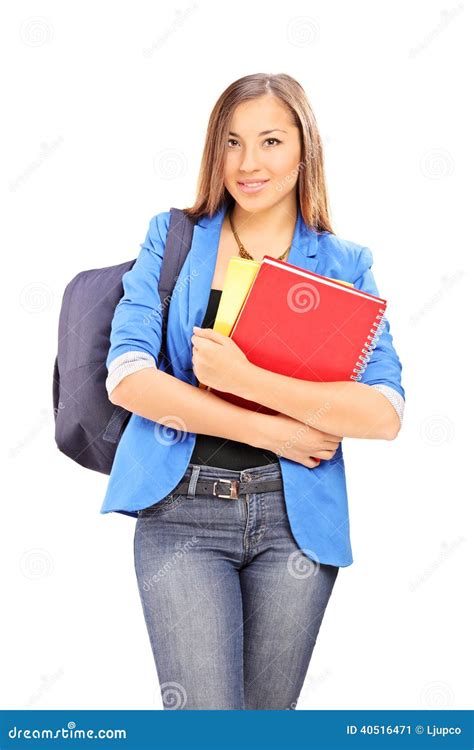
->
<box><xmin>228</xmin><ymin>129</ymin><xmax>287</xmax><ymax>137</ymax></box>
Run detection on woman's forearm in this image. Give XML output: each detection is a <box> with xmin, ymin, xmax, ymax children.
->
<box><xmin>238</xmin><ymin>363</ymin><xmax>400</xmax><ymax>440</ymax></box>
<box><xmin>110</xmin><ymin>368</ymin><xmax>266</xmax><ymax>446</ymax></box>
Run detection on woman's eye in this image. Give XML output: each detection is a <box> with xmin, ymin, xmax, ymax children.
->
<box><xmin>226</xmin><ymin>138</ymin><xmax>282</xmax><ymax>148</ymax></box>
<box><xmin>264</xmin><ymin>138</ymin><xmax>282</xmax><ymax>146</ymax></box>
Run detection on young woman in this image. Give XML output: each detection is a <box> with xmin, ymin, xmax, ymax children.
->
<box><xmin>102</xmin><ymin>73</ymin><xmax>405</xmax><ymax>710</ymax></box>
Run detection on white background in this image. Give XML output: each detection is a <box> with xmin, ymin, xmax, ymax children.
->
<box><xmin>1</xmin><ymin>0</ymin><xmax>471</xmax><ymax>710</ymax></box>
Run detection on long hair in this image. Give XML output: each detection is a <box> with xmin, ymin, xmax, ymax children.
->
<box><xmin>183</xmin><ymin>73</ymin><xmax>334</xmax><ymax>234</ymax></box>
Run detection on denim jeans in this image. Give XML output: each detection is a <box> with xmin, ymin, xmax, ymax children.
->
<box><xmin>134</xmin><ymin>461</ymin><xmax>339</xmax><ymax>710</ymax></box>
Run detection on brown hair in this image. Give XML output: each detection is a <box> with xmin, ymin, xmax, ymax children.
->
<box><xmin>183</xmin><ymin>73</ymin><xmax>334</xmax><ymax>234</ymax></box>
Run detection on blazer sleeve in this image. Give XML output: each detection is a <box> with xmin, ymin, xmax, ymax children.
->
<box><xmin>352</xmin><ymin>246</ymin><xmax>405</xmax><ymax>401</ymax></box>
<box><xmin>106</xmin><ymin>212</ymin><xmax>169</xmax><ymax>373</ymax></box>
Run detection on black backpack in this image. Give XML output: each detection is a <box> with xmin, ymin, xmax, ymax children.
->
<box><xmin>53</xmin><ymin>208</ymin><xmax>197</xmax><ymax>475</ymax></box>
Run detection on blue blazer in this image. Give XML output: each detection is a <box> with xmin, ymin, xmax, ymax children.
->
<box><xmin>101</xmin><ymin>202</ymin><xmax>405</xmax><ymax>567</ymax></box>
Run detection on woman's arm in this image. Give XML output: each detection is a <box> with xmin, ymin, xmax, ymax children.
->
<box><xmin>110</xmin><ymin>366</ymin><xmax>269</xmax><ymax>446</ymax></box>
<box><xmin>235</xmin><ymin>365</ymin><xmax>400</xmax><ymax>440</ymax></box>
<box><xmin>192</xmin><ymin>245</ymin><xmax>405</xmax><ymax>441</ymax></box>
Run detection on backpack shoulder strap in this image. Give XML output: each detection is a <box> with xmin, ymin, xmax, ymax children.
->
<box><xmin>158</xmin><ymin>207</ymin><xmax>197</xmax><ymax>371</ymax></box>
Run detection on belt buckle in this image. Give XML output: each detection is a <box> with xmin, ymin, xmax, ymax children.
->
<box><xmin>213</xmin><ymin>479</ymin><xmax>239</xmax><ymax>499</ymax></box>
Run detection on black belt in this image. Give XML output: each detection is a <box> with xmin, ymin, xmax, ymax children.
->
<box><xmin>172</xmin><ymin>476</ymin><xmax>283</xmax><ymax>499</ymax></box>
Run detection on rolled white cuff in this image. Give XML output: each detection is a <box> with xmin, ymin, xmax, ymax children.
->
<box><xmin>105</xmin><ymin>351</ymin><xmax>156</xmax><ymax>398</ymax></box>
<box><xmin>370</xmin><ymin>383</ymin><xmax>405</xmax><ymax>427</ymax></box>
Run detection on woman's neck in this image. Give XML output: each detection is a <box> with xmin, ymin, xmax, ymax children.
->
<box><xmin>226</xmin><ymin>200</ymin><xmax>297</xmax><ymax>258</ymax></box>
<box><xmin>229</xmin><ymin>200</ymin><xmax>297</xmax><ymax>235</ymax></box>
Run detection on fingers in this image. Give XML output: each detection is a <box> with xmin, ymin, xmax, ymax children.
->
<box><xmin>321</xmin><ymin>431</ymin><xmax>343</xmax><ymax>442</ymax></box>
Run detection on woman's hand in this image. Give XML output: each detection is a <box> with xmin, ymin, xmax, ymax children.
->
<box><xmin>253</xmin><ymin>411</ymin><xmax>343</xmax><ymax>469</ymax></box>
<box><xmin>191</xmin><ymin>326</ymin><xmax>251</xmax><ymax>394</ymax></box>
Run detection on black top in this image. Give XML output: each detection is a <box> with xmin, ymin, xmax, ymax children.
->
<box><xmin>189</xmin><ymin>288</ymin><xmax>279</xmax><ymax>470</ymax></box>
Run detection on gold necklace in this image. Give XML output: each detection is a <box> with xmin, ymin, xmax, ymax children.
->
<box><xmin>228</xmin><ymin>207</ymin><xmax>292</xmax><ymax>261</ymax></box>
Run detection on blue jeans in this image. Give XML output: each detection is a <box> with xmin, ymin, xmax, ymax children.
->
<box><xmin>134</xmin><ymin>461</ymin><xmax>339</xmax><ymax>710</ymax></box>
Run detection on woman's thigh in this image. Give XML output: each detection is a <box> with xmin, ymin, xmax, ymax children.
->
<box><xmin>239</xmin><ymin>489</ymin><xmax>339</xmax><ymax>710</ymax></box>
<box><xmin>133</xmin><ymin>491</ymin><xmax>247</xmax><ymax>710</ymax></box>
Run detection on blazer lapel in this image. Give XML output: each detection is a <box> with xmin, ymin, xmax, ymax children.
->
<box><xmin>286</xmin><ymin>203</ymin><xmax>319</xmax><ymax>267</ymax></box>
<box><xmin>172</xmin><ymin>201</ymin><xmax>321</xmax><ymax>381</ymax></box>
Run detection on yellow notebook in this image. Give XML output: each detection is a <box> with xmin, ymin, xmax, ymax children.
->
<box><xmin>197</xmin><ymin>257</ymin><xmax>354</xmax><ymax>389</ymax></box>
<box><xmin>213</xmin><ymin>257</ymin><xmax>354</xmax><ymax>336</ymax></box>
<box><xmin>213</xmin><ymin>257</ymin><xmax>260</xmax><ymax>336</ymax></box>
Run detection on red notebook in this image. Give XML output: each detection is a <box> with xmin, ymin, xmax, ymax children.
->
<box><xmin>209</xmin><ymin>255</ymin><xmax>387</xmax><ymax>415</ymax></box>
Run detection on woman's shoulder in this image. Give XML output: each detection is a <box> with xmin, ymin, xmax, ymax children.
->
<box><xmin>146</xmin><ymin>210</ymin><xmax>172</xmax><ymax>241</ymax></box>
<box><xmin>316</xmin><ymin>231</ymin><xmax>374</xmax><ymax>282</ymax></box>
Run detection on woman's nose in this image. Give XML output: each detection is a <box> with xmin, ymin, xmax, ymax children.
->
<box><xmin>238</xmin><ymin>147</ymin><xmax>261</xmax><ymax>172</ymax></box>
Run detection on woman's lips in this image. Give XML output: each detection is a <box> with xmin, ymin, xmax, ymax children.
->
<box><xmin>237</xmin><ymin>180</ymin><xmax>269</xmax><ymax>194</ymax></box>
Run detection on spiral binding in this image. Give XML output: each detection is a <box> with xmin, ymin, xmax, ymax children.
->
<box><xmin>350</xmin><ymin>307</ymin><xmax>387</xmax><ymax>381</ymax></box>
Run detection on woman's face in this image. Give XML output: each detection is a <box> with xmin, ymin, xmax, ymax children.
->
<box><xmin>224</xmin><ymin>95</ymin><xmax>302</xmax><ymax>213</ymax></box>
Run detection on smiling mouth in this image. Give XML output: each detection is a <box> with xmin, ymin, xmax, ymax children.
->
<box><xmin>236</xmin><ymin>180</ymin><xmax>270</xmax><ymax>193</ymax></box>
